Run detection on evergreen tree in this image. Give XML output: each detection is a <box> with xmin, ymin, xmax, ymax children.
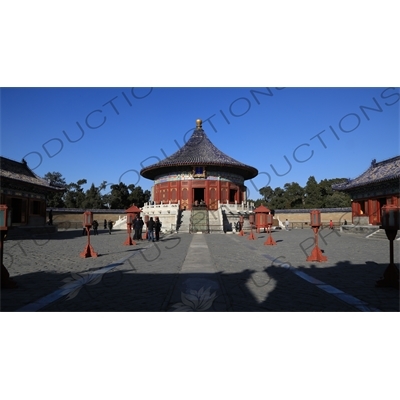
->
<box><xmin>304</xmin><ymin>176</ymin><xmax>323</xmax><ymax>208</ymax></box>
<box><xmin>320</xmin><ymin>178</ymin><xmax>351</xmax><ymax>207</ymax></box>
<box><xmin>82</xmin><ymin>183</ymin><xmax>105</xmax><ymax>209</ymax></box>
<box><xmin>128</xmin><ymin>185</ymin><xmax>151</xmax><ymax>207</ymax></box>
<box><xmin>109</xmin><ymin>182</ymin><xmax>130</xmax><ymax>209</ymax></box>
<box><xmin>269</xmin><ymin>187</ymin><xmax>287</xmax><ymax>209</ymax></box>
<box><xmin>43</xmin><ymin>172</ymin><xmax>67</xmax><ymax>207</ymax></box>
<box><xmin>324</xmin><ymin>191</ymin><xmax>351</xmax><ymax>208</ymax></box>
<box><xmin>283</xmin><ymin>182</ymin><xmax>305</xmax><ymax>208</ymax></box>
<box><xmin>259</xmin><ymin>186</ymin><xmax>274</xmax><ymax>206</ymax></box>
<box><xmin>64</xmin><ymin>179</ymin><xmax>87</xmax><ymax>208</ymax></box>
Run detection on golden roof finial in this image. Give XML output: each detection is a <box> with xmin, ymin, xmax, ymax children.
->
<box><xmin>196</xmin><ymin>119</ymin><xmax>202</xmax><ymax>129</ymax></box>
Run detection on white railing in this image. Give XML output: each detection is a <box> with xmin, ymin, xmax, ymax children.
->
<box><xmin>220</xmin><ymin>201</ymin><xmax>255</xmax><ymax>213</ymax></box>
<box><xmin>112</xmin><ymin>215</ymin><xmax>127</xmax><ymax>229</ymax></box>
<box><xmin>142</xmin><ymin>200</ymin><xmax>180</xmax><ymax>215</ymax></box>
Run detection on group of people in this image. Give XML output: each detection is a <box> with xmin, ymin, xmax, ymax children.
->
<box><xmin>131</xmin><ymin>216</ymin><xmax>162</xmax><ymax>242</ymax></box>
<box><xmin>65</xmin><ymin>213</ymin><xmax>162</xmax><ymax>240</ymax></box>
<box><xmin>132</xmin><ymin>216</ymin><xmax>144</xmax><ymax>240</ymax></box>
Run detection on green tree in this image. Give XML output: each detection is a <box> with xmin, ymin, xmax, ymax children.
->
<box><xmin>252</xmin><ymin>199</ymin><xmax>266</xmax><ymax>207</ymax></box>
<box><xmin>324</xmin><ymin>191</ymin><xmax>351</xmax><ymax>208</ymax></box>
<box><xmin>82</xmin><ymin>183</ymin><xmax>105</xmax><ymax>209</ymax></box>
<box><xmin>270</xmin><ymin>187</ymin><xmax>287</xmax><ymax>209</ymax></box>
<box><xmin>64</xmin><ymin>179</ymin><xmax>87</xmax><ymax>208</ymax></box>
<box><xmin>259</xmin><ymin>186</ymin><xmax>274</xmax><ymax>206</ymax></box>
<box><xmin>128</xmin><ymin>185</ymin><xmax>151</xmax><ymax>207</ymax></box>
<box><xmin>109</xmin><ymin>182</ymin><xmax>130</xmax><ymax>209</ymax></box>
<box><xmin>283</xmin><ymin>182</ymin><xmax>305</xmax><ymax>209</ymax></box>
<box><xmin>304</xmin><ymin>176</ymin><xmax>323</xmax><ymax>208</ymax></box>
<box><xmin>43</xmin><ymin>172</ymin><xmax>67</xmax><ymax>207</ymax></box>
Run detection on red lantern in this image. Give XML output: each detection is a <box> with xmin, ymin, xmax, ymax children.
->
<box><xmin>0</xmin><ymin>205</ymin><xmax>12</xmax><ymax>230</ymax></box>
<box><xmin>238</xmin><ymin>214</ymin><xmax>245</xmax><ymax>236</ymax></box>
<box><xmin>83</xmin><ymin>211</ymin><xmax>93</xmax><ymax>227</ymax></box>
<box><xmin>264</xmin><ymin>213</ymin><xmax>277</xmax><ymax>246</ymax></box>
<box><xmin>381</xmin><ymin>205</ymin><xmax>400</xmax><ymax>230</ymax></box>
<box><xmin>249</xmin><ymin>213</ymin><xmax>255</xmax><ymax>225</ymax></box>
<box><xmin>124</xmin><ymin>212</ymin><xmax>136</xmax><ymax>246</ymax></box>
<box><xmin>376</xmin><ymin>205</ymin><xmax>399</xmax><ymax>288</ymax></box>
<box><xmin>248</xmin><ymin>213</ymin><xmax>256</xmax><ymax>240</ymax></box>
<box><xmin>310</xmin><ymin>210</ymin><xmax>321</xmax><ymax>228</ymax></box>
<box><xmin>306</xmin><ymin>209</ymin><xmax>327</xmax><ymax>262</ymax></box>
<box><xmin>127</xmin><ymin>213</ymin><xmax>134</xmax><ymax>226</ymax></box>
<box><xmin>80</xmin><ymin>211</ymin><xmax>97</xmax><ymax>258</ymax></box>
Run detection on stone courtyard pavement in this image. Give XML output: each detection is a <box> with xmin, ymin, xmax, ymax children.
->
<box><xmin>1</xmin><ymin>227</ymin><xmax>399</xmax><ymax>311</ymax></box>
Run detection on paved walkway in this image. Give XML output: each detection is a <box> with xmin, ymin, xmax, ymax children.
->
<box><xmin>1</xmin><ymin>227</ymin><xmax>399</xmax><ymax>311</ymax></box>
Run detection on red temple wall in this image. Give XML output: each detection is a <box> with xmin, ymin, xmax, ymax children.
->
<box><xmin>351</xmin><ymin>194</ymin><xmax>399</xmax><ymax>225</ymax></box>
<box><xmin>153</xmin><ymin>179</ymin><xmax>245</xmax><ymax>210</ymax></box>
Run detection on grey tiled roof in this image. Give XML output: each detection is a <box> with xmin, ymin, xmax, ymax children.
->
<box><xmin>0</xmin><ymin>156</ymin><xmax>65</xmax><ymax>191</ymax></box>
<box><xmin>140</xmin><ymin>127</ymin><xmax>258</xmax><ymax>180</ymax></box>
<box><xmin>332</xmin><ymin>156</ymin><xmax>400</xmax><ymax>191</ymax></box>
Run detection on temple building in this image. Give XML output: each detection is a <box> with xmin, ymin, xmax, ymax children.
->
<box><xmin>140</xmin><ymin>119</ymin><xmax>258</xmax><ymax>211</ymax></box>
<box><xmin>332</xmin><ymin>156</ymin><xmax>400</xmax><ymax>226</ymax></box>
<box><xmin>0</xmin><ymin>156</ymin><xmax>64</xmax><ymax>227</ymax></box>
<box><xmin>140</xmin><ymin>119</ymin><xmax>258</xmax><ymax>232</ymax></box>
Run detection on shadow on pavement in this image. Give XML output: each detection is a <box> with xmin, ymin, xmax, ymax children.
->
<box><xmin>2</xmin><ymin>260</ymin><xmax>398</xmax><ymax>312</ymax></box>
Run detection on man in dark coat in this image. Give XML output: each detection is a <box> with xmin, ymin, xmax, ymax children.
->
<box><xmin>92</xmin><ymin>220</ymin><xmax>99</xmax><ymax>235</ymax></box>
<box><xmin>147</xmin><ymin>217</ymin><xmax>155</xmax><ymax>242</ymax></box>
<box><xmin>133</xmin><ymin>216</ymin><xmax>140</xmax><ymax>240</ymax></box>
<box><xmin>154</xmin><ymin>217</ymin><xmax>162</xmax><ymax>241</ymax></box>
<box><xmin>138</xmin><ymin>217</ymin><xmax>144</xmax><ymax>240</ymax></box>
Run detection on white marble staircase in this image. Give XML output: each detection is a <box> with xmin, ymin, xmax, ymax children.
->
<box><xmin>177</xmin><ymin>210</ymin><xmax>191</xmax><ymax>233</ymax></box>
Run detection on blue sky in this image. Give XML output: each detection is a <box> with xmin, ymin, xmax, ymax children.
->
<box><xmin>1</xmin><ymin>87</ymin><xmax>399</xmax><ymax>200</ymax></box>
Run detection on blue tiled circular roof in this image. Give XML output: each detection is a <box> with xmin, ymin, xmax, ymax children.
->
<box><xmin>140</xmin><ymin>127</ymin><xmax>258</xmax><ymax>180</ymax></box>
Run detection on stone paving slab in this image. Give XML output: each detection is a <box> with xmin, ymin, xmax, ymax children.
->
<box><xmin>207</xmin><ymin>228</ymin><xmax>399</xmax><ymax>311</ymax></box>
<box><xmin>1</xmin><ymin>227</ymin><xmax>399</xmax><ymax>311</ymax></box>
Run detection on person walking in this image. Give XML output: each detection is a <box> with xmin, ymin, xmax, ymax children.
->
<box><xmin>155</xmin><ymin>217</ymin><xmax>162</xmax><ymax>241</ymax></box>
<box><xmin>108</xmin><ymin>220</ymin><xmax>113</xmax><ymax>234</ymax></box>
<box><xmin>285</xmin><ymin>219</ymin><xmax>289</xmax><ymax>231</ymax></box>
<box><xmin>133</xmin><ymin>216</ymin><xmax>139</xmax><ymax>240</ymax></box>
<box><xmin>138</xmin><ymin>217</ymin><xmax>144</xmax><ymax>240</ymax></box>
<box><xmin>92</xmin><ymin>220</ymin><xmax>99</xmax><ymax>235</ymax></box>
<box><xmin>329</xmin><ymin>220</ymin><xmax>334</xmax><ymax>230</ymax></box>
<box><xmin>147</xmin><ymin>217</ymin><xmax>155</xmax><ymax>242</ymax></box>
<box><xmin>48</xmin><ymin>209</ymin><xmax>53</xmax><ymax>226</ymax></box>
<box><xmin>104</xmin><ymin>219</ymin><xmax>107</xmax><ymax>230</ymax></box>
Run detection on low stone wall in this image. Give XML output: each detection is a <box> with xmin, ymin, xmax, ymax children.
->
<box><xmin>274</xmin><ymin>208</ymin><xmax>352</xmax><ymax>228</ymax></box>
<box><xmin>47</xmin><ymin>207</ymin><xmax>353</xmax><ymax>232</ymax></box>
<box><xmin>48</xmin><ymin>209</ymin><xmax>126</xmax><ymax>229</ymax></box>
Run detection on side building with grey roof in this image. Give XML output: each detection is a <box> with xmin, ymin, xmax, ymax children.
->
<box><xmin>0</xmin><ymin>156</ymin><xmax>65</xmax><ymax>227</ymax></box>
<box><xmin>332</xmin><ymin>156</ymin><xmax>400</xmax><ymax>225</ymax></box>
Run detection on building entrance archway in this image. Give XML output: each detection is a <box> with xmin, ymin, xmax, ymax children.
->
<box><xmin>193</xmin><ymin>188</ymin><xmax>205</xmax><ymax>206</ymax></box>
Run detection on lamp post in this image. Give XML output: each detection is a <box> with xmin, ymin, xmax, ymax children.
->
<box><xmin>306</xmin><ymin>210</ymin><xmax>327</xmax><ymax>262</ymax></box>
<box><xmin>248</xmin><ymin>213</ymin><xmax>256</xmax><ymax>240</ymax></box>
<box><xmin>239</xmin><ymin>214</ymin><xmax>245</xmax><ymax>236</ymax></box>
<box><xmin>264</xmin><ymin>213</ymin><xmax>277</xmax><ymax>246</ymax></box>
<box><xmin>1</xmin><ymin>204</ymin><xmax>17</xmax><ymax>288</ymax></box>
<box><xmin>80</xmin><ymin>211</ymin><xmax>98</xmax><ymax>258</ymax></box>
<box><xmin>124</xmin><ymin>212</ymin><xmax>136</xmax><ymax>246</ymax></box>
<box><xmin>376</xmin><ymin>204</ymin><xmax>399</xmax><ymax>289</ymax></box>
